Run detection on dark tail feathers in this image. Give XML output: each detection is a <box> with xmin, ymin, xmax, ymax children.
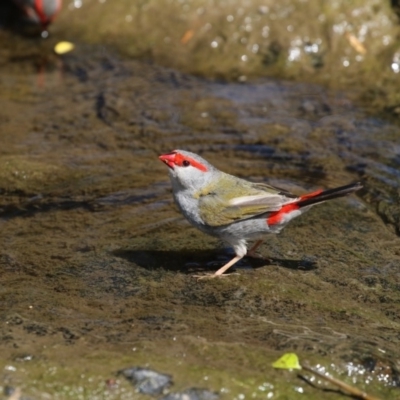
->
<box><xmin>297</xmin><ymin>182</ymin><xmax>363</xmax><ymax>208</ymax></box>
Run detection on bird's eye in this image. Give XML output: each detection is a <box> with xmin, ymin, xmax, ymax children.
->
<box><xmin>182</xmin><ymin>160</ymin><xmax>191</xmax><ymax>167</ymax></box>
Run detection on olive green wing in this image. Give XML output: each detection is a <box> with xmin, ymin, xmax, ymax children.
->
<box><xmin>196</xmin><ymin>177</ymin><xmax>297</xmax><ymax>227</ymax></box>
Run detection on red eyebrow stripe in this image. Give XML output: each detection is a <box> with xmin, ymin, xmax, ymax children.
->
<box><xmin>174</xmin><ymin>153</ymin><xmax>208</xmax><ymax>172</ymax></box>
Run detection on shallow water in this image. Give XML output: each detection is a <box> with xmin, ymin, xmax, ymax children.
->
<box><xmin>50</xmin><ymin>0</ymin><xmax>400</xmax><ymax>116</ymax></box>
<box><xmin>0</xmin><ymin>29</ymin><xmax>400</xmax><ymax>400</ymax></box>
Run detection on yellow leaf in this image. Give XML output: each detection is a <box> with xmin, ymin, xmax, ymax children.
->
<box><xmin>54</xmin><ymin>41</ymin><xmax>75</xmax><ymax>55</ymax></box>
<box><xmin>272</xmin><ymin>353</ymin><xmax>302</xmax><ymax>370</ymax></box>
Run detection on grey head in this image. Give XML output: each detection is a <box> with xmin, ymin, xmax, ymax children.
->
<box><xmin>159</xmin><ymin>149</ymin><xmax>218</xmax><ymax>192</ymax></box>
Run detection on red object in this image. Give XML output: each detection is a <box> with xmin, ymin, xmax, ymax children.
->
<box><xmin>34</xmin><ymin>0</ymin><xmax>62</xmax><ymax>26</ymax></box>
<box><xmin>13</xmin><ymin>0</ymin><xmax>62</xmax><ymax>28</ymax></box>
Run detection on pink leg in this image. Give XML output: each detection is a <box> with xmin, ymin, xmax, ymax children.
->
<box><xmin>194</xmin><ymin>254</ymin><xmax>243</xmax><ymax>279</ymax></box>
<box><xmin>214</xmin><ymin>254</ymin><xmax>243</xmax><ymax>276</ymax></box>
<box><xmin>194</xmin><ymin>240</ymin><xmax>266</xmax><ymax>279</ymax></box>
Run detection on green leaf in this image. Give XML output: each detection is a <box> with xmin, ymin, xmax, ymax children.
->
<box><xmin>272</xmin><ymin>353</ymin><xmax>302</xmax><ymax>370</ymax></box>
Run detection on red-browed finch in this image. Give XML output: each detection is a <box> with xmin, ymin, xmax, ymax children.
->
<box><xmin>159</xmin><ymin>150</ymin><xmax>362</xmax><ymax>278</ymax></box>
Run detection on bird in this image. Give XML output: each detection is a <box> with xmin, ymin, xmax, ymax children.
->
<box><xmin>159</xmin><ymin>150</ymin><xmax>362</xmax><ymax>278</ymax></box>
<box><xmin>11</xmin><ymin>0</ymin><xmax>62</xmax><ymax>29</ymax></box>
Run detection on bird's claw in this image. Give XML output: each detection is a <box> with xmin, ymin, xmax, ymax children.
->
<box><xmin>193</xmin><ymin>272</ymin><xmax>240</xmax><ymax>280</ymax></box>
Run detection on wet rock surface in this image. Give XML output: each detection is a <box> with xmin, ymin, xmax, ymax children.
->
<box><xmin>0</xmin><ymin>31</ymin><xmax>399</xmax><ymax>399</ymax></box>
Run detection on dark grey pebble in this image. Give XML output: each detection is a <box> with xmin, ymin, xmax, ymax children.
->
<box><xmin>117</xmin><ymin>366</ymin><xmax>173</xmax><ymax>395</ymax></box>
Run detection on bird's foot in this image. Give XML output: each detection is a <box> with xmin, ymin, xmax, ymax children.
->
<box><xmin>193</xmin><ymin>272</ymin><xmax>240</xmax><ymax>280</ymax></box>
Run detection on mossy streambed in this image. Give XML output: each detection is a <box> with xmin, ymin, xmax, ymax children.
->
<box><xmin>0</xmin><ymin>3</ymin><xmax>400</xmax><ymax>399</ymax></box>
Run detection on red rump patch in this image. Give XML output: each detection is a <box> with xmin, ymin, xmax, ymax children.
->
<box><xmin>174</xmin><ymin>153</ymin><xmax>208</xmax><ymax>172</ymax></box>
<box><xmin>267</xmin><ymin>203</ymin><xmax>299</xmax><ymax>225</ymax></box>
<box><xmin>267</xmin><ymin>189</ymin><xmax>323</xmax><ymax>225</ymax></box>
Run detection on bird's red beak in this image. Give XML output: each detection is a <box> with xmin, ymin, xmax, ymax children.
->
<box><xmin>159</xmin><ymin>152</ymin><xmax>176</xmax><ymax>169</ymax></box>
